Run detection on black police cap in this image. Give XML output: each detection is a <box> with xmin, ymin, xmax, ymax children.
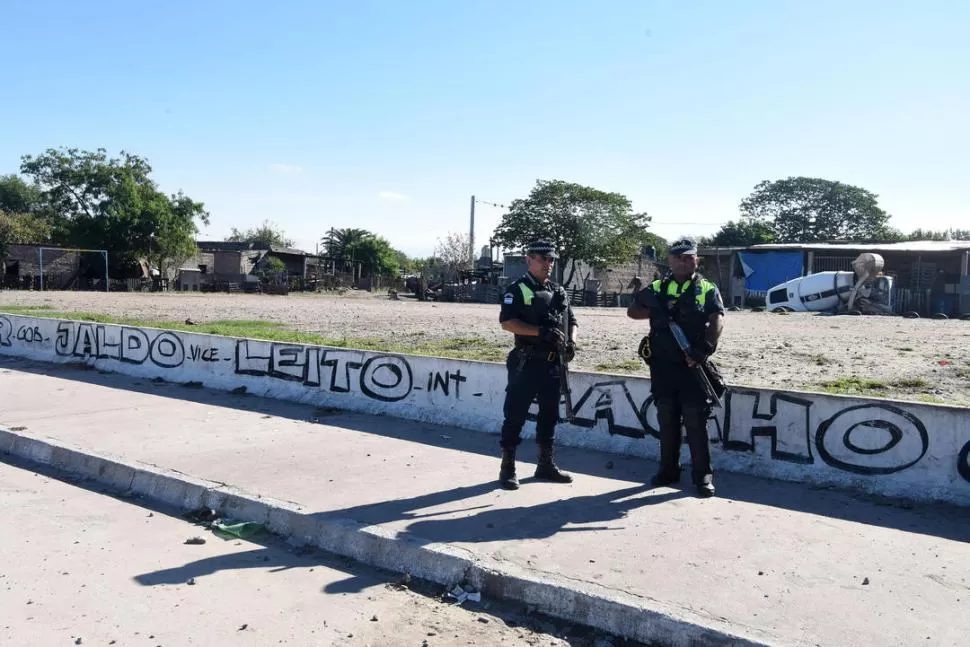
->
<box><xmin>525</xmin><ymin>239</ymin><xmax>559</xmax><ymax>258</ymax></box>
<box><xmin>669</xmin><ymin>237</ymin><xmax>698</xmax><ymax>255</ymax></box>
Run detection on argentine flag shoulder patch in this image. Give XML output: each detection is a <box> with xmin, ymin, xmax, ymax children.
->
<box><xmin>503</xmin><ymin>292</ymin><xmax>515</xmax><ymax>305</ymax></box>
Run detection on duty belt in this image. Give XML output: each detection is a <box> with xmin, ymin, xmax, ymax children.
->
<box><xmin>514</xmin><ymin>343</ymin><xmax>560</xmax><ymax>362</ymax></box>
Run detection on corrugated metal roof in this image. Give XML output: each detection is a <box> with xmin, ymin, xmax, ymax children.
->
<box><xmin>699</xmin><ymin>240</ymin><xmax>970</xmax><ymax>253</ymax></box>
<box><xmin>748</xmin><ymin>240</ymin><xmax>970</xmax><ymax>252</ymax></box>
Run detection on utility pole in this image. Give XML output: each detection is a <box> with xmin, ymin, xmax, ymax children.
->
<box><xmin>469</xmin><ymin>195</ymin><xmax>475</xmax><ymax>266</ymax></box>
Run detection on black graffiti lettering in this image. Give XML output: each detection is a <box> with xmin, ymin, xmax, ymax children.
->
<box><xmin>95</xmin><ymin>326</ymin><xmax>121</xmax><ymax>360</ymax></box>
<box><xmin>566</xmin><ymin>380</ymin><xmax>650</xmax><ymax>439</ymax></box>
<box><xmin>269</xmin><ymin>344</ymin><xmax>316</xmax><ymax>382</ymax></box>
<box><xmin>958</xmin><ymin>441</ymin><xmax>970</xmax><ymax>483</ymax></box>
<box><xmin>0</xmin><ymin>316</ymin><xmax>12</xmax><ymax>347</ymax></box>
<box><xmin>360</xmin><ymin>355</ymin><xmax>412</xmax><ymax>402</ymax></box>
<box><xmin>189</xmin><ymin>344</ymin><xmax>219</xmax><ymax>362</ymax></box>
<box><xmin>189</xmin><ymin>344</ymin><xmax>219</xmax><ymax>363</ymax></box>
<box><xmin>320</xmin><ymin>351</ymin><xmax>362</xmax><ymax>393</ymax></box>
<box><xmin>50</xmin><ymin>322</ymin><xmax>183</xmax><ymax>368</ymax></box>
<box><xmin>121</xmin><ymin>328</ymin><xmax>150</xmax><ymax>364</ymax></box>
<box><xmin>234</xmin><ymin>343</ymin><xmax>410</xmax><ymax>402</ymax></box>
<box><xmin>450</xmin><ymin>370</ymin><xmax>466</xmax><ymax>398</ymax></box>
<box><xmin>723</xmin><ymin>390</ymin><xmax>815</xmax><ymax>464</ymax></box>
<box><xmin>843</xmin><ymin>419</ymin><xmax>901</xmax><ymax>455</ymax></box>
<box><xmin>816</xmin><ymin>404</ymin><xmax>929</xmax><ymax>475</ymax></box>
<box><xmin>149</xmin><ymin>332</ymin><xmax>185</xmax><ymax>368</ymax></box>
<box><xmin>73</xmin><ymin>323</ymin><xmax>99</xmax><ymax>358</ymax></box>
<box><xmin>641</xmin><ymin>395</ymin><xmax>723</xmax><ymax>443</ymax></box>
<box><xmin>235</xmin><ymin>339</ymin><xmax>273</xmax><ymax>375</ymax></box>
<box><xmin>15</xmin><ymin>325</ymin><xmax>44</xmax><ymax>344</ymax></box>
<box><xmin>235</xmin><ymin>341</ymin><xmax>319</xmax><ymax>383</ymax></box>
<box><xmin>429</xmin><ymin>369</ymin><xmax>466</xmax><ymax>398</ymax></box>
<box><xmin>55</xmin><ymin>322</ymin><xmax>72</xmax><ymax>355</ymax></box>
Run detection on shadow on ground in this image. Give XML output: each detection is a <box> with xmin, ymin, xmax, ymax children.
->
<box><xmin>3</xmin><ymin>356</ymin><xmax>970</xmax><ymax>545</ymax></box>
<box><xmin>0</xmin><ymin>453</ymin><xmax>649</xmax><ymax>647</ymax></box>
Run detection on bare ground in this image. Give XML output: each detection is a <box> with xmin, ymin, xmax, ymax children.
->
<box><xmin>3</xmin><ymin>289</ymin><xmax>969</xmax><ymax>407</ymax></box>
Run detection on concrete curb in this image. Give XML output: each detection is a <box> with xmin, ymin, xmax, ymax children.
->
<box><xmin>0</xmin><ymin>425</ymin><xmax>773</xmax><ymax>647</ymax></box>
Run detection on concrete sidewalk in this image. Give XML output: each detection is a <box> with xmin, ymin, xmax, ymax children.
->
<box><xmin>2</xmin><ymin>356</ymin><xmax>969</xmax><ymax>647</ymax></box>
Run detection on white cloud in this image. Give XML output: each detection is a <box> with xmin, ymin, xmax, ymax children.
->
<box><xmin>378</xmin><ymin>190</ymin><xmax>409</xmax><ymax>202</ymax></box>
<box><xmin>269</xmin><ymin>163</ymin><xmax>304</xmax><ymax>175</ymax></box>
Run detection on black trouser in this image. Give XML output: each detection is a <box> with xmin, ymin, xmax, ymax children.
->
<box><xmin>500</xmin><ymin>347</ymin><xmax>562</xmax><ymax>449</ymax></box>
<box><xmin>650</xmin><ymin>361</ymin><xmax>713</xmax><ymax>485</ymax></box>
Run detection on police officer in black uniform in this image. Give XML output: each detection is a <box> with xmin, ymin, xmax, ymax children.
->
<box><xmin>626</xmin><ymin>237</ymin><xmax>725</xmax><ymax>497</ymax></box>
<box><xmin>497</xmin><ymin>240</ymin><xmax>578</xmax><ymax>490</ymax></box>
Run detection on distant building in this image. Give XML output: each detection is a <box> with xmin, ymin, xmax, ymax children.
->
<box><xmin>1</xmin><ymin>244</ymin><xmax>114</xmax><ymax>290</ymax></box>
<box><xmin>698</xmin><ymin>240</ymin><xmax>970</xmax><ymax>316</ymax></box>
<box><xmin>175</xmin><ymin>241</ymin><xmax>328</xmax><ymax>291</ymax></box>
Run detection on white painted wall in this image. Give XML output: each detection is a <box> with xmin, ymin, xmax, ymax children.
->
<box><xmin>3</xmin><ymin>313</ymin><xmax>969</xmax><ymax>506</ymax></box>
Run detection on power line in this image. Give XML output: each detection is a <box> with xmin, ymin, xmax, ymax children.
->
<box><xmin>473</xmin><ymin>198</ymin><xmax>508</xmax><ymax>209</ymax></box>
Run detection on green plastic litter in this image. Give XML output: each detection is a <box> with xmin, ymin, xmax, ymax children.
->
<box><xmin>212</xmin><ymin>520</ymin><xmax>264</xmax><ymax>539</ymax></box>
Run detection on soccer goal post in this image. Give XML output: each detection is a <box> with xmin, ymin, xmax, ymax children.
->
<box><xmin>37</xmin><ymin>247</ymin><xmax>110</xmax><ymax>292</ymax></box>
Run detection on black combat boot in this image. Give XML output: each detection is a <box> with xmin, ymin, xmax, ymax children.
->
<box><xmin>534</xmin><ymin>443</ymin><xmax>573</xmax><ymax>483</ymax></box>
<box><xmin>499</xmin><ymin>447</ymin><xmax>519</xmax><ymax>490</ymax></box>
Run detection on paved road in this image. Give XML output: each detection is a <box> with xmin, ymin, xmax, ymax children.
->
<box><xmin>0</xmin><ymin>460</ymin><xmax>614</xmax><ymax>647</ymax></box>
<box><xmin>2</xmin><ymin>356</ymin><xmax>970</xmax><ymax>646</ymax></box>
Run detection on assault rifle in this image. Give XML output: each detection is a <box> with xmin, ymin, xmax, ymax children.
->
<box><xmin>550</xmin><ymin>290</ymin><xmax>575</xmax><ymax>423</ymax></box>
<box><xmin>667</xmin><ymin>320</ymin><xmax>726</xmax><ymax>408</ymax></box>
<box><xmin>638</xmin><ymin>289</ymin><xmax>726</xmax><ymax>408</ymax></box>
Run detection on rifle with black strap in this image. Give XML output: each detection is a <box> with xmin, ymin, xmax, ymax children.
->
<box><xmin>550</xmin><ymin>289</ymin><xmax>575</xmax><ymax>423</ymax></box>
<box><xmin>637</xmin><ymin>286</ymin><xmax>726</xmax><ymax>408</ymax></box>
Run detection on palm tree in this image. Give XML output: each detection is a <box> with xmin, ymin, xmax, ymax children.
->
<box><xmin>321</xmin><ymin>227</ymin><xmax>373</xmax><ymax>277</ymax></box>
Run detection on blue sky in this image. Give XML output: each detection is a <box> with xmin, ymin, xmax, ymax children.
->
<box><xmin>2</xmin><ymin>0</ymin><xmax>967</xmax><ymax>257</ymax></box>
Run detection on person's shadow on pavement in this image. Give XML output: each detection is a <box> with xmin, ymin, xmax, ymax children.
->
<box><xmin>399</xmin><ymin>482</ymin><xmax>683</xmax><ymax>544</ymax></box>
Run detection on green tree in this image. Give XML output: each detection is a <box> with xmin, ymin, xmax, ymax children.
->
<box><xmin>350</xmin><ymin>234</ymin><xmax>399</xmax><ymax>278</ymax></box>
<box><xmin>0</xmin><ymin>174</ymin><xmax>44</xmax><ymax>214</ymax></box>
<box><xmin>904</xmin><ymin>228</ymin><xmax>970</xmax><ymax>241</ymax></box>
<box><xmin>321</xmin><ymin>227</ymin><xmax>371</xmax><ymax>264</ymax></box>
<box><xmin>18</xmin><ymin>147</ymin><xmax>210</xmax><ymax>275</ymax></box>
<box><xmin>702</xmin><ymin>218</ymin><xmax>777</xmax><ymax>247</ymax></box>
<box><xmin>491</xmin><ymin>179</ymin><xmax>652</xmax><ymax>285</ymax></box>
<box><xmin>226</xmin><ymin>219</ymin><xmax>294</xmax><ymax>248</ymax></box>
<box><xmin>0</xmin><ymin>210</ymin><xmax>53</xmax><ymax>260</ymax></box>
<box><xmin>319</xmin><ymin>228</ymin><xmax>400</xmax><ymax>278</ymax></box>
<box><xmin>256</xmin><ymin>255</ymin><xmax>287</xmax><ymax>283</ymax></box>
<box><xmin>394</xmin><ymin>250</ymin><xmax>424</xmax><ymax>275</ymax></box>
<box><xmin>740</xmin><ymin>177</ymin><xmax>892</xmax><ymax>243</ymax></box>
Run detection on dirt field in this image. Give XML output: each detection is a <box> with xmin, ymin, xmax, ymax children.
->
<box><xmin>2</xmin><ymin>290</ymin><xmax>969</xmax><ymax>407</ymax></box>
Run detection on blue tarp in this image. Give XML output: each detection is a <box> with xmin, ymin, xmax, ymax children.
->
<box><xmin>738</xmin><ymin>251</ymin><xmax>804</xmax><ymax>292</ymax></box>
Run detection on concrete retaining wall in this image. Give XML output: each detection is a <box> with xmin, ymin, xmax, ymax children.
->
<box><xmin>3</xmin><ymin>313</ymin><xmax>970</xmax><ymax>506</ymax></box>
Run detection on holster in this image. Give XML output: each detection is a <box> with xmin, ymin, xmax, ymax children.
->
<box><xmin>637</xmin><ymin>335</ymin><xmax>651</xmax><ymax>363</ymax></box>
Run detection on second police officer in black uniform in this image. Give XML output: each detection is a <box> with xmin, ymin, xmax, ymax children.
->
<box><xmin>497</xmin><ymin>240</ymin><xmax>577</xmax><ymax>490</ymax></box>
<box><xmin>627</xmin><ymin>237</ymin><xmax>725</xmax><ymax>497</ymax></box>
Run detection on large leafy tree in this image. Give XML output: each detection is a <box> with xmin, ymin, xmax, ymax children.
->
<box><xmin>740</xmin><ymin>176</ymin><xmax>892</xmax><ymax>243</ymax></box>
<box><xmin>320</xmin><ymin>227</ymin><xmax>400</xmax><ymax>278</ymax></box>
<box><xmin>491</xmin><ymin>179</ymin><xmax>652</xmax><ymax>285</ymax></box>
<box><xmin>226</xmin><ymin>219</ymin><xmax>294</xmax><ymax>248</ymax></box>
<box><xmin>17</xmin><ymin>147</ymin><xmax>209</xmax><ymax>275</ymax></box>
<box><xmin>321</xmin><ymin>227</ymin><xmax>371</xmax><ymax>262</ymax></box>
<box><xmin>0</xmin><ymin>174</ymin><xmax>44</xmax><ymax>215</ymax></box>
<box><xmin>0</xmin><ymin>174</ymin><xmax>53</xmax><ymax>260</ymax></box>
<box><xmin>0</xmin><ymin>210</ymin><xmax>52</xmax><ymax>260</ymax></box>
<box><xmin>351</xmin><ymin>234</ymin><xmax>400</xmax><ymax>278</ymax></box>
<box><xmin>702</xmin><ymin>218</ymin><xmax>777</xmax><ymax>247</ymax></box>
